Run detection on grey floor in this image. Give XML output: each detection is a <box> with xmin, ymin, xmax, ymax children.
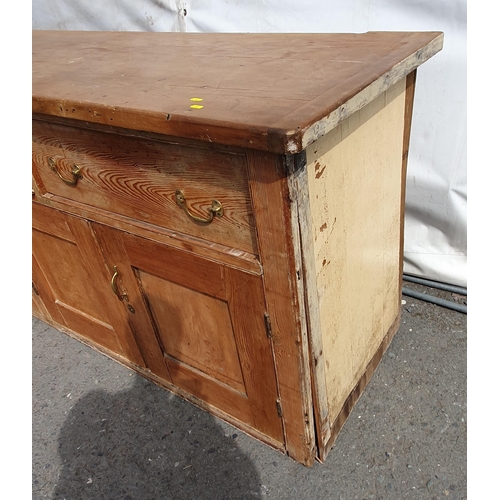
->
<box><xmin>32</xmin><ymin>281</ymin><xmax>466</xmax><ymax>499</ymax></box>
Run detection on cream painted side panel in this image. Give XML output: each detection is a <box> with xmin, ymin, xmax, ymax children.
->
<box><xmin>305</xmin><ymin>78</ymin><xmax>406</xmax><ymax>425</ymax></box>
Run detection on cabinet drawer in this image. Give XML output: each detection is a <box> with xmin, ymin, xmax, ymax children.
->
<box><xmin>32</xmin><ymin>120</ymin><xmax>258</xmax><ymax>255</ymax></box>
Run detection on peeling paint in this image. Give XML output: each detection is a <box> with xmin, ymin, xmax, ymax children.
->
<box><xmin>286</xmin><ymin>139</ymin><xmax>299</xmax><ymax>154</ymax></box>
<box><xmin>315</xmin><ymin>162</ymin><xmax>326</xmax><ymax>179</ymax></box>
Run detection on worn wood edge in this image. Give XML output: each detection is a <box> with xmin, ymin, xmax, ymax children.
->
<box><xmin>286</xmin><ymin>153</ymin><xmax>331</xmax><ymax>457</ymax></box>
<box><xmin>297</xmin><ymin>33</ymin><xmax>443</xmax><ymax>153</ymax></box>
<box><xmin>32</xmin><ymin>254</ymin><xmax>63</xmax><ymax>324</ymax></box>
<box><xmin>400</xmin><ymin>70</ymin><xmax>417</xmax><ymax>297</ymax></box>
<box><xmin>285</xmin><ymin>153</ymin><xmax>318</xmax><ymax>455</ymax></box>
<box><xmin>319</xmin><ymin>311</ymin><xmax>402</xmax><ymax>462</ymax></box>
<box><xmin>32</xmin><ymin>310</ymin><xmax>47</xmax><ymax>323</ymax></box>
<box><xmin>246</xmin><ymin>149</ymin><xmax>316</xmax><ymax>466</ymax></box>
<box><xmin>31</xmin><ymin>198</ymin><xmax>263</xmax><ymax>276</ymax></box>
<box><xmin>32</xmin><ymin>33</ymin><xmax>442</xmax><ymax>155</ymax></box>
<box><xmin>32</xmin><ymin>291</ymin><xmax>51</xmax><ymax>319</ymax></box>
<box><xmin>32</xmin><ymin>112</ymin><xmax>249</xmax><ymax>156</ymax></box>
<box><xmin>32</xmin><ymin>98</ymin><xmax>273</xmax><ymax>152</ymax></box>
<box><xmin>33</xmin><ymin>314</ymin><xmax>286</xmax><ymax>453</ymax></box>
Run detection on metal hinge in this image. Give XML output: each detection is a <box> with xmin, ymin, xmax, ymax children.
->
<box><xmin>276</xmin><ymin>399</ymin><xmax>283</xmax><ymax>418</ymax></box>
<box><xmin>264</xmin><ymin>312</ymin><xmax>273</xmax><ymax>339</ymax></box>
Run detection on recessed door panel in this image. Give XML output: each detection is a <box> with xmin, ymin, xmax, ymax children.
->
<box><xmin>139</xmin><ymin>272</ymin><xmax>246</xmax><ymax>393</ymax></box>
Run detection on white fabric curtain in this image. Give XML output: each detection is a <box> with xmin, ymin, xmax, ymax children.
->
<box><xmin>32</xmin><ymin>0</ymin><xmax>467</xmax><ymax>287</ymax></box>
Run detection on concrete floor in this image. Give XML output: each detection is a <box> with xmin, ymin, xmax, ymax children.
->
<box><xmin>32</xmin><ymin>281</ymin><xmax>466</xmax><ymax>499</ymax></box>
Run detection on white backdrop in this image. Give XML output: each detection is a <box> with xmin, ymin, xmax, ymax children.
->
<box><xmin>32</xmin><ymin>0</ymin><xmax>467</xmax><ymax>287</ymax></box>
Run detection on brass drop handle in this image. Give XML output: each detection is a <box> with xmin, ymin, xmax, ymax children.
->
<box><xmin>111</xmin><ymin>266</ymin><xmax>128</xmax><ymax>301</ymax></box>
<box><xmin>175</xmin><ymin>190</ymin><xmax>223</xmax><ymax>225</ymax></box>
<box><xmin>48</xmin><ymin>157</ymin><xmax>82</xmax><ymax>186</ymax></box>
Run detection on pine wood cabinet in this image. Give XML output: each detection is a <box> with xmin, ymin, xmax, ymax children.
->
<box><xmin>32</xmin><ymin>30</ymin><xmax>443</xmax><ymax>465</ymax></box>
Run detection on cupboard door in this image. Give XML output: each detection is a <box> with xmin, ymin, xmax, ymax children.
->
<box><xmin>93</xmin><ymin>224</ymin><xmax>284</xmax><ymax>443</ymax></box>
<box><xmin>32</xmin><ymin>203</ymin><xmax>144</xmax><ymax>365</ymax></box>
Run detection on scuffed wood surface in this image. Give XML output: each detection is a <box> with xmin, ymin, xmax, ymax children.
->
<box><xmin>32</xmin><ymin>30</ymin><xmax>443</xmax><ymax>153</ymax></box>
<box><xmin>287</xmin><ymin>153</ymin><xmax>331</xmax><ymax>454</ymax></box>
<box><xmin>247</xmin><ymin>150</ymin><xmax>316</xmax><ymax>466</ymax></box>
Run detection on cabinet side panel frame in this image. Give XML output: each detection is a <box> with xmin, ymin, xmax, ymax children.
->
<box><xmin>246</xmin><ymin>150</ymin><xmax>316</xmax><ymax>466</ymax></box>
<box><xmin>286</xmin><ymin>153</ymin><xmax>331</xmax><ymax>459</ymax></box>
<box><xmin>297</xmin><ymin>73</ymin><xmax>416</xmax><ymax>461</ymax></box>
<box><xmin>400</xmin><ymin>70</ymin><xmax>417</xmax><ymax>293</ymax></box>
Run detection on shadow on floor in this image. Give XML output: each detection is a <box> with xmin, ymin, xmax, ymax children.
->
<box><xmin>53</xmin><ymin>375</ymin><xmax>262</xmax><ymax>500</ymax></box>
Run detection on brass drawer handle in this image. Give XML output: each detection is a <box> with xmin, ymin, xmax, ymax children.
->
<box><xmin>48</xmin><ymin>157</ymin><xmax>82</xmax><ymax>186</ymax></box>
<box><xmin>175</xmin><ymin>190</ymin><xmax>223</xmax><ymax>225</ymax></box>
<box><xmin>111</xmin><ymin>266</ymin><xmax>128</xmax><ymax>301</ymax></box>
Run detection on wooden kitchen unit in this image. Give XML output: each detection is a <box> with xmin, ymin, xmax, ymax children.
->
<box><xmin>32</xmin><ymin>30</ymin><xmax>443</xmax><ymax>466</ymax></box>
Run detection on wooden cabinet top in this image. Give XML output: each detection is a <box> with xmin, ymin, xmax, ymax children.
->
<box><xmin>32</xmin><ymin>30</ymin><xmax>443</xmax><ymax>153</ymax></box>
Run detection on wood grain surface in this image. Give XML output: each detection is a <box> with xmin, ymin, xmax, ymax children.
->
<box><xmin>32</xmin><ymin>203</ymin><xmax>146</xmax><ymax>364</ymax></box>
<box><xmin>247</xmin><ymin>150</ymin><xmax>316</xmax><ymax>466</ymax></box>
<box><xmin>32</xmin><ymin>119</ymin><xmax>258</xmax><ymax>255</ymax></box>
<box><xmin>32</xmin><ymin>30</ymin><xmax>443</xmax><ymax>153</ymax></box>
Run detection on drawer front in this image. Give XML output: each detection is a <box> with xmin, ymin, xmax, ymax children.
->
<box><xmin>32</xmin><ymin>120</ymin><xmax>258</xmax><ymax>255</ymax></box>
